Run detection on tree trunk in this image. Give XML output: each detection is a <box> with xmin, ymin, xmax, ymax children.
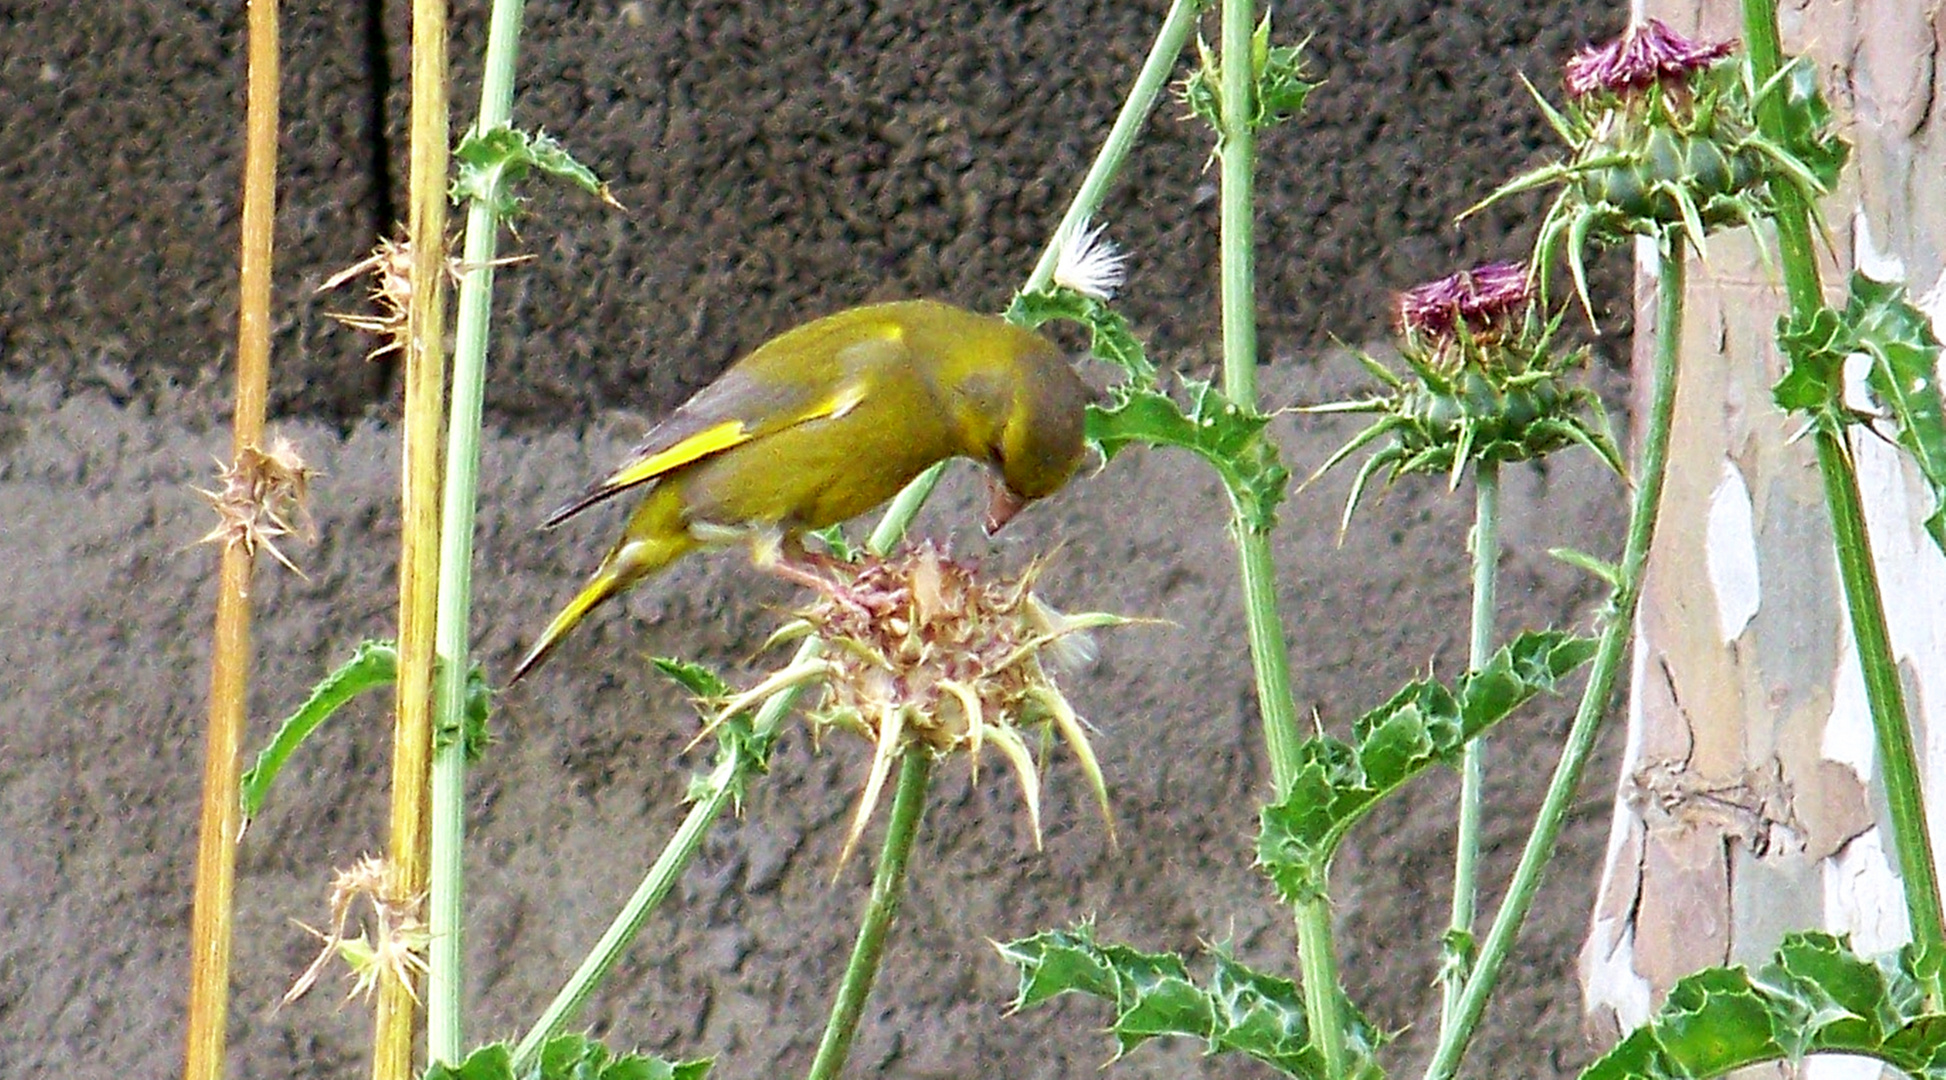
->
<box><xmin>1581</xmin><ymin>0</ymin><xmax>1946</xmax><ymax>1060</ymax></box>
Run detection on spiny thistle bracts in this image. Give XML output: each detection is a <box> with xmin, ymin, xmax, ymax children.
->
<box><xmin>1307</xmin><ymin>263</ymin><xmax>1620</xmax><ymax>533</ymax></box>
<box><xmin>704</xmin><ymin>543</ymin><xmax>1128</xmax><ymax>867</ymax></box>
<box><xmin>1467</xmin><ymin>20</ymin><xmax>1846</xmax><ymax>323</ymax></box>
<box><xmin>283</xmin><ymin>856</ymin><xmax>429</xmax><ymax>1009</ymax></box>
<box><xmin>196</xmin><ymin>433</ymin><xmax>315</xmax><ymax>577</ymax></box>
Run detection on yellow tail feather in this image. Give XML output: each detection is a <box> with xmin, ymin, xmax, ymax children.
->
<box><xmin>507</xmin><ymin>522</ymin><xmax>697</xmax><ymax>685</ymax></box>
<box><xmin>506</xmin><ymin>570</ymin><xmax>626</xmax><ymax>686</ymax></box>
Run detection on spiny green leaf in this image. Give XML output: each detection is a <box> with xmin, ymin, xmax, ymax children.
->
<box><xmin>241</xmin><ymin>637</ymin><xmax>493</xmax><ymax>825</ymax></box>
<box><xmin>1110</xmin><ymin>961</ymin><xmax>1212</xmax><ymax>1056</ymax></box>
<box><xmin>1773</xmin><ymin>305</ymin><xmax>1848</xmax><ymax>411</ymax></box>
<box><xmin>241</xmin><ymin>640</ymin><xmax>396</xmax><ymax>822</ymax></box>
<box><xmin>1765</xmin><ymin>59</ymin><xmax>1849</xmax><ymax>192</ymax></box>
<box><xmin>652</xmin><ymin>656</ymin><xmax>772</xmax><ymax>808</ymax></box>
<box><xmin>1088</xmin><ymin>380</ymin><xmax>1290</xmax><ymax>531</ymax></box>
<box><xmin>453</xmin><ymin>126</ymin><xmax>619</xmax><ymax>219</ymax></box>
<box><xmin>651</xmin><ymin>656</ymin><xmax>734</xmax><ymax>700</ymax></box>
<box><xmin>996</xmin><ymin>924</ymin><xmax>1373</xmax><ymax>1078</ymax></box>
<box><xmin>1549</xmin><ymin>546</ymin><xmax>1623</xmax><ymax>589</ymax></box>
<box><xmin>996</xmin><ymin>922</ymin><xmax>1122</xmax><ymax>1010</ymax></box>
<box><xmin>522</xmin><ymin>1033</ymin><xmax>710</xmax><ymax>1080</ymax></box>
<box><xmin>1006</xmin><ymin>287</ymin><xmax>1155</xmax><ymax>385</ymax></box>
<box><xmin>426</xmin><ymin>1037</ymin><xmax>710</xmax><ymax>1080</ymax></box>
<box><xmin>1581</xmin><ymin>931</ymin><xmax>1946</xmax><ymax>1079</ymax></box>
<box><xmin>1249</xmin><ymin>15</ymin><xmax>1315</xmax><ymax>130</ymax></box>
<box><xmin>425</xmin><ymin>1043</ymin><xmax>515</xmax><ymax>1080</ymax></box>
<box><xmin>1579</xmin><ymin>1028</ymin><xmax>1678</xmax><ymax>1080</ymax></box>
<box><xmin>1257</xmin><ymin>631</ymin><xmax>1594</xmax><ymax>904</ymax></box>
<box><xmin>1775</xmin><ymin>272</ymin><xmax>1946</xmax><ymax>554</ymax></box>
<box><xmin>1847</xmin><ymin>272</ymin><xmax>1946</xmax><ymax>552</ymax></box>
<box><xmin>1655</xmin><ymin>968</ymin><xmax>1782</xmax><ymax>1075</ymax></box>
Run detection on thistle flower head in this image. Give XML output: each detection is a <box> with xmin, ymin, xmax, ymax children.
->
<box><xmin>1464</xmin><ymin>21</ymin><xmax>1844</xmax><ymax>326</ymax></box>
<box><xmin>1396</xmin><ymin>261</ymin><xmax>1535</xmax><ymax>359</ymax></box>
<box><xmin>710</xmin><ymin>543</ymin><xmax>1125</xmax><ymax>865</ymax></box>
<box><xmin>1051</xmin><ymin>218</ymin><xmax>1127</xmax><ymax>302</ymax></box>
<box><xmin>1303</xmin><ymin>264</ymin><xmax>1620</xmax><ymax>530</ymax></box>
<box><xmin>1564</xmin><ymin>19</ymin><xmax>1735</xmax><ymax>100</ymax></box>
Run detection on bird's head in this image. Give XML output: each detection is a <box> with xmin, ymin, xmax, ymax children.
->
<box><xmin>984</xmin><ymin>342</ymin><xmax>1094</xmax><ymax>535</ymax></box>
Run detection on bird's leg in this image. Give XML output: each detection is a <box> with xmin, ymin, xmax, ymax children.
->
<box><xmin>751</xmin><ymin>533</ymin><xmax>878</xmax><ymax>618</ymax></box>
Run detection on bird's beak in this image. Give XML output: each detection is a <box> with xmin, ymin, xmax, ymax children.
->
<box><xmin>984</xmin><ymin>476</ymin><xmax>1026</xmax><ymax>536</ymax></box>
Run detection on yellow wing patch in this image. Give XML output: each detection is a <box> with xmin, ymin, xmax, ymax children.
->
<box><xmin>602</xmin><ymin>419</ymin><xmax>750</xmax><ymax>491</ymax></box>
<box><xmin>603</xmin><ymin>381</ymin><xmax>871</xmax><ymax>491</ymax></box>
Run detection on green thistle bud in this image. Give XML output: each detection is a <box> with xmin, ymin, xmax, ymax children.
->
<box><xmin>1466</xmin><ymin>19</ymin><xmax>1847</xmax><ymax>323</ymax></box>
<box><xmin>1306</xmin><ymin>263</ymin><xmax>1622</xmax><ymax>533</ymax></box>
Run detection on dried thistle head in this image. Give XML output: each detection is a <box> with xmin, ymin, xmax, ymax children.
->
<box><xmin>283</xmin><ymin>855</ymin><xmax>429</xmax><ymax>1009</ymax></box>
<box><xmin>318</xmin><ymin>235</ymin><xmax>526</xmax><ymax>361</ymax></box>
<box><xmin>319</xmin><ymin>236</ymin><xmax>419</xmax><ymax>361</ymax></box>
<box><xmin>709</xmin><ymin>543</ymin><xmax>1127</xmax><ymax>866</ymax></box>
<box><xmin>196</xmin><ymin>433</ymin><xmax>315</xmax><ymax>575</ymax></box>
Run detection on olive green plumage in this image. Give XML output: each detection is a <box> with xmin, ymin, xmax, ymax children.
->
<box><xmin>509</xmin><ymin>299</ymin><xmax>1091</xmax><ymax>683</ymax></box>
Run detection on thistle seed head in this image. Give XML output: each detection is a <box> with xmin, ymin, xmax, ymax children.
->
<box><xmin>196</xmin><ymin>433</ymin><xmax>315</xmax><ymax>576</ymax></box>
<box><xmin>283</xmin><ymin>856</ymin><xmax>429</xmax><ymax>1009</ymax></box>
<box><xmin>730</xmin><ymin>542</ymin><xmax>1124</xmax><ymax>865</ymax></box>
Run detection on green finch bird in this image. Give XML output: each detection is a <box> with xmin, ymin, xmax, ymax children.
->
<box><xmin>508</xmin><ymin>299</ymin><xmax>1092</xmax><ymax>683</ymax></box>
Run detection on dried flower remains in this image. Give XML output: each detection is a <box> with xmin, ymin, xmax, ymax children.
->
<box><xmin>196</xmin><ymin>433</ymin><xmax>315</xmax><ymax>576</ymax></box>
<box><xmin>284</xmin><ymin>855</ymin><xmax>429</xmax><ymax>1008</ymax></box>
<box><xmin>706</xmin><ymin>543</ymin><xmax>1129</xmax><ymax>866</ymax></box>
<box><xmin>319</xmin><ymin>234</ymin><xmax>529</xmax><ymax>361</ymax></box>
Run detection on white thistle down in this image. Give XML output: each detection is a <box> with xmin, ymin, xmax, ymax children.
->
<box><xmin>1052</xmin><ymin>218</ymin><xmax>1127</xmax><ymax>301</ymax></box>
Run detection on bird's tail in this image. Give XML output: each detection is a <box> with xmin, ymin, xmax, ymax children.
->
<box><xmin>507</xmin><ymin>512</ymin><xmax>696</xmax><ymax>685</ymax></box>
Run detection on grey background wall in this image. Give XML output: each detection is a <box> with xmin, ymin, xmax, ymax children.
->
<box><xmin>0</xmin><ymin>1</ymin><xmax>1632</xmax><ymax>1075</ymax></box>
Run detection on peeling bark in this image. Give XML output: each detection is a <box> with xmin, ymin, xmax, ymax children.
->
<box><xmin>1582</xmin><ymin>0</ymin><xmax>1946</xmax><ymax>1058</ymax></box>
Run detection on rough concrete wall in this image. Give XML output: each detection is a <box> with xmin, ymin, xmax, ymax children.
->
<box><xmin>1582</xmin><ymin>0</ymin><xmax>1946</xmax><ymax>1049</ymax></box>
<box><xmin>0</xmin><ymin>1</ymin><xmax>1646</xmax><ymax>1077</ymax></box>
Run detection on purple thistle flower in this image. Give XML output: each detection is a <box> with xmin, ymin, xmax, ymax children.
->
<box><xmin>1564</xmin><ymin>19</ymin><xmax>1736</xmax><ymax>99</ymax></box>
<box><xmin>1397</xmin><ymin>261</ymin><xmax>1534</xmax><ymax>342</ymax></box>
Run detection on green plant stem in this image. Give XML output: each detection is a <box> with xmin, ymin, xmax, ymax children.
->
<box><xmin>510</xmin><ymin>643</ymin><xmax>819</xmax><ymax>1071</ymax></box>
<box><xmin>376</xmin><ymin>0</ymin><xmax>449</xmax><ymax>1073</ymax></box>
<box><xmin>507</xmin><ymin>755</ymin><xmax>734</xmax><ymax>1065</ymax></box>
<box><xmin>511</xmin><ymin>3</ymin><xmax>1190</xmax><ymax>1050</ymax></box>
<box><xmin>806</xmin><ymin>751</ymin><xmax>933</xmax><ymax>1080</ymax></box>
<box><xmin>1424</xmin><ymin>237</ymin><xmax>1686</xmax><ymax>1080</ymax></box>
<box><xmin>1442</xmin><ymin>458</ymin><xmax>1499</xmax><ymax>1030</ymax></box>
<box><xmin>1741</xmin><ymin>0</ymin><xmax>1946</xmax><ymax>969</ymax></box>
<box><xmin>1738</xmin><ymin>0</ymin><xmax>1820</xmax><ymax>315</ymax></box>
<box><xmin>1024</xmin><ymin>0</ymin><xmax>1202</xmax><ymax>291</ymax></box>
<box><xmin>185</xmin><ymin>2</ymin><xmax>278</xmax><ymax>1077</ymax></box>
<box><xmin>1816</xmin><ymin>425</ymin><xmax>1946</xmax><ymax>960</ymax></box>
<box><xmin>1214</xmin><ymin>0</ymin><xmax>1335</xmax><ymax>1071</ymax></box>
<box><xmin>425</xmin><ymin>0</ymin><xmax>529</xmax><ymax>1063</ymax></box>
<box><xmin>870</xmin><ymin>0</ymin><xmax>1200</xmax><ymax>551</ymax></box>
<box><xmin>1215</xmin><ymin>0</ymin><xmax>1302</xmax><ymax>800</ymax></box>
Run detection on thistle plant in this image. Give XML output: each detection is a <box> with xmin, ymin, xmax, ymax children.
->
<box><xmin>1470</xmin><ymin>18</ymin><xmax>1845</xmax><ymax>319</ymax></box>
<box><xmin>705</xmin><ymin>543</ymin><xmax>1123</xmax><ymax>864</ymax></box>
<box><xmin>1307</xmin><ymin>261</ymin><xmax>1621</xmax><ymax>532</ymax></box>
<box><xmin>213</xmin><ymin>3</ymin><xmax>1946</xmax><ymax>1080</ymax></box>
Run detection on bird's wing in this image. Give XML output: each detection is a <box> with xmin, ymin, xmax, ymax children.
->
<box><xmin>541</xmin><ymin>339</ymin><xmax>892</xmax><ymax>527</ymax></box>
